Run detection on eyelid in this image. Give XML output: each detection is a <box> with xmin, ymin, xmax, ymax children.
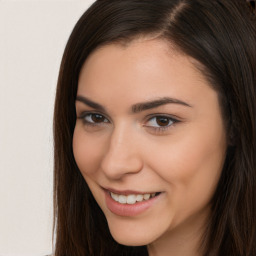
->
<box><xmin>146</xmin><ymin>116</ymin><xmax>174</xmax><ymax>127</ymax></box>
<box><xmin>77</xmin><ymin>111</ymin><xmax>111</xmax><ymax>126</ymax></box>
<box><xmin>77</xmin><ymin>111</ymin><xmax>181</xmax><ymax>134</ymax></box>
<box><xmin>77</xmin><ymin>110</ymin><xmax>111</xmax><ymax>122</ymax></box>
<box><xmin>144</xmin><ymin>113</ymin><xmax>181</xmax><ymax>123</ymax></box>
<box><xmin>143</xmin><ymin>114</ymin><xmax>181</xmax><ymax>134</ymax></box>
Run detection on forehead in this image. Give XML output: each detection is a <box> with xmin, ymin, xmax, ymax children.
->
<box><xmin>77</xmin><ymin>39</ymin><xmax>216</xmax><ymax>109</ymax></box>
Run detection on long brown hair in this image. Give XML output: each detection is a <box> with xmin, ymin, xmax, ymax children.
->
<box><xmin>53</xmin><ymin>0</ymin><xmax>256</xmax><ymax>255</ymax></box>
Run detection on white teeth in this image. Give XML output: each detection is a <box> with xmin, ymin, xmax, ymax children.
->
<box><xmin>136</xmin><ymin>194</ymin><xmax>143</xmax><ymax>202</ymax></box>
<box><xmin>111</xmin><ymin>193</ymin><xmax>119</xmax><ymax>201</ymax></box>
<box><xmin>127</xmin><ymin>194</ymin><xmax>136</xmax><ymax>204</ymax></box>
<box><xmin>110</xmin><ymin>192</ymin><xmax>158</xmax><ymax>205</ymax></box>
<box><xmin>143</xmin><ymin>194</ymin><xmax>150</xmax><ymax>200</ymax></box>
<box><xmin>119</xmin><ymin>195</ymin><xmax>127</xmax><ymax>204</ymax></box>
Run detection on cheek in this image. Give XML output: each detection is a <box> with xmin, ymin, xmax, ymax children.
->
<box><xmin>145</xmin><ymin>127</ymin><xmax>226</xmax><ymax>224</ymax></box>
<box><xmin>72</xmin><ymin>127</ymin><xmax>103</xmax><ymax>177</ymax></box>
<box><xmin>146</xmin><ymin>122</ymin><xmax>227</xmax><ymax>195</ymax></box>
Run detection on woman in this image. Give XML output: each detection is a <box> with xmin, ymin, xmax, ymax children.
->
<box><xmin>53</xmin><ymin>0</ymin><xmax>256</xmax><ymax>255</ymax></box>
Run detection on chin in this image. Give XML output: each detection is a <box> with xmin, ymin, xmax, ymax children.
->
<box><xmin>106</xmin><ymin>220</ymin><xmax>158</xmax><ymax>247</ymax></box>
<box><xmin>110</xmin><ymin>231</ymin><xmax>150</xmax><ymax>246</ymax></box>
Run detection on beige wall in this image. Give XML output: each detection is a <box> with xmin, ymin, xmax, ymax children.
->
<box><xmin>0</xmin><ymin>1</ymin><xmax>94</xmax><ymax>255</ymax></box>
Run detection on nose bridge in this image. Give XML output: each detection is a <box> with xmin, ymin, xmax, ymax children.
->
<box><xmin>101</xmin><ymin>122</ymin><xmax>142</xmax><ymax>179</ymax></box>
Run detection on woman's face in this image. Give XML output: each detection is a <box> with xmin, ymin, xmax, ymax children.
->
<box><xmin>73</xmin><ymin>39</ymin><xmax>227</xmax><ymax>247</ymax></box>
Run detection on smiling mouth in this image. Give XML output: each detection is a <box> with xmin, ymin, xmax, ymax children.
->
<box><xmin>109</xmin><ymin>191</ymin><xmax>161</xmax><ymax>205</ymax></box>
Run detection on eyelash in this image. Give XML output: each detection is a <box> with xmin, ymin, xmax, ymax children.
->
<box><xmin>78</xmin><ymin>112</ymin><xmax>110</xmax><ymax>127</ymax></box>
<box><xmin>77</xmin><ymin>112</ymin><xmax>180</xmax><ymax>133</ymax></box>
<box><xmin>143</xmin><ymin>115</ymin><xmax>179</xmax><ymax>133</ymax></box>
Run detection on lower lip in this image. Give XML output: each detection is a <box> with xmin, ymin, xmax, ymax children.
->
<box><xmin>104</xmin><ymin>191</ymin><xmax>161</xmax><ymax>217</ymax></box>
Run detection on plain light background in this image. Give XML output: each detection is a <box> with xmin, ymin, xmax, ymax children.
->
<box><xmin>0</xmin><ymin>0</ymin><xmax>95</xmax><ymax>255</ymax></box>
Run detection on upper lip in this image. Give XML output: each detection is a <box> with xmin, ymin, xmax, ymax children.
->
<box><xmin>102</xmin><ymin>187</ymin><xmax>160</xmax><ymax>195</ymax></box>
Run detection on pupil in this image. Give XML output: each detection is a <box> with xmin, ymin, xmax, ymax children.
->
<box><xmin>92</xmin><ymin>114</ymin><xmax>104</xmax><ymax>123</ymax></box>
<box><xmin>156</xmin><ymin>117</ymin><xmax>169</xmax><ymax>126</ymax></box>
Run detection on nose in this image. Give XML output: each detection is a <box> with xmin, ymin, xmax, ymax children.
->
<box><xmin>100</xmin><ymin>124</ymin><xmax>143</xmax><ymax>180</ymax></box>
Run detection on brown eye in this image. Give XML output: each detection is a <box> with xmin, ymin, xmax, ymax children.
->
<box><xmin>91</xmin><ymin>114</ymin><xmax>106</xmax><ymax>123</ymax></box>
<box><xmin>146</xmin><ymin>116</ymin><xmax>176</xmax><ymax>128</ymax></box>
<box><xmin>83</xmin><ymin>113</ymin><xmax>109</xmax><ymax>124</ymax></box>
<box><xmin>156</xmin><ymin>117</ymin><xmax>170</xmax><ymax>126</ymax></box>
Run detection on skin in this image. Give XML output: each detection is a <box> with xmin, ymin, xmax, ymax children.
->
<box><xmin>73</xmin><ymin>39</ymin><xmax>227</xmax><ymax>256</ymax></box>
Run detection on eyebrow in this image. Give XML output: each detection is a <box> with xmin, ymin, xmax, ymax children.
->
<box><xmin>132</xmin><ymin>97</ymin><xmax>192</xmax><ymax>113</ymax></box>
<box><xmin>76</xmin><ymin>95</ymin><xmax>192</xmax><ymax>113</ymax></box>
<box><xmin>76</xmin><ymin>95</ymin><xmax>105</xmax><ymax>111</ymax></box>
